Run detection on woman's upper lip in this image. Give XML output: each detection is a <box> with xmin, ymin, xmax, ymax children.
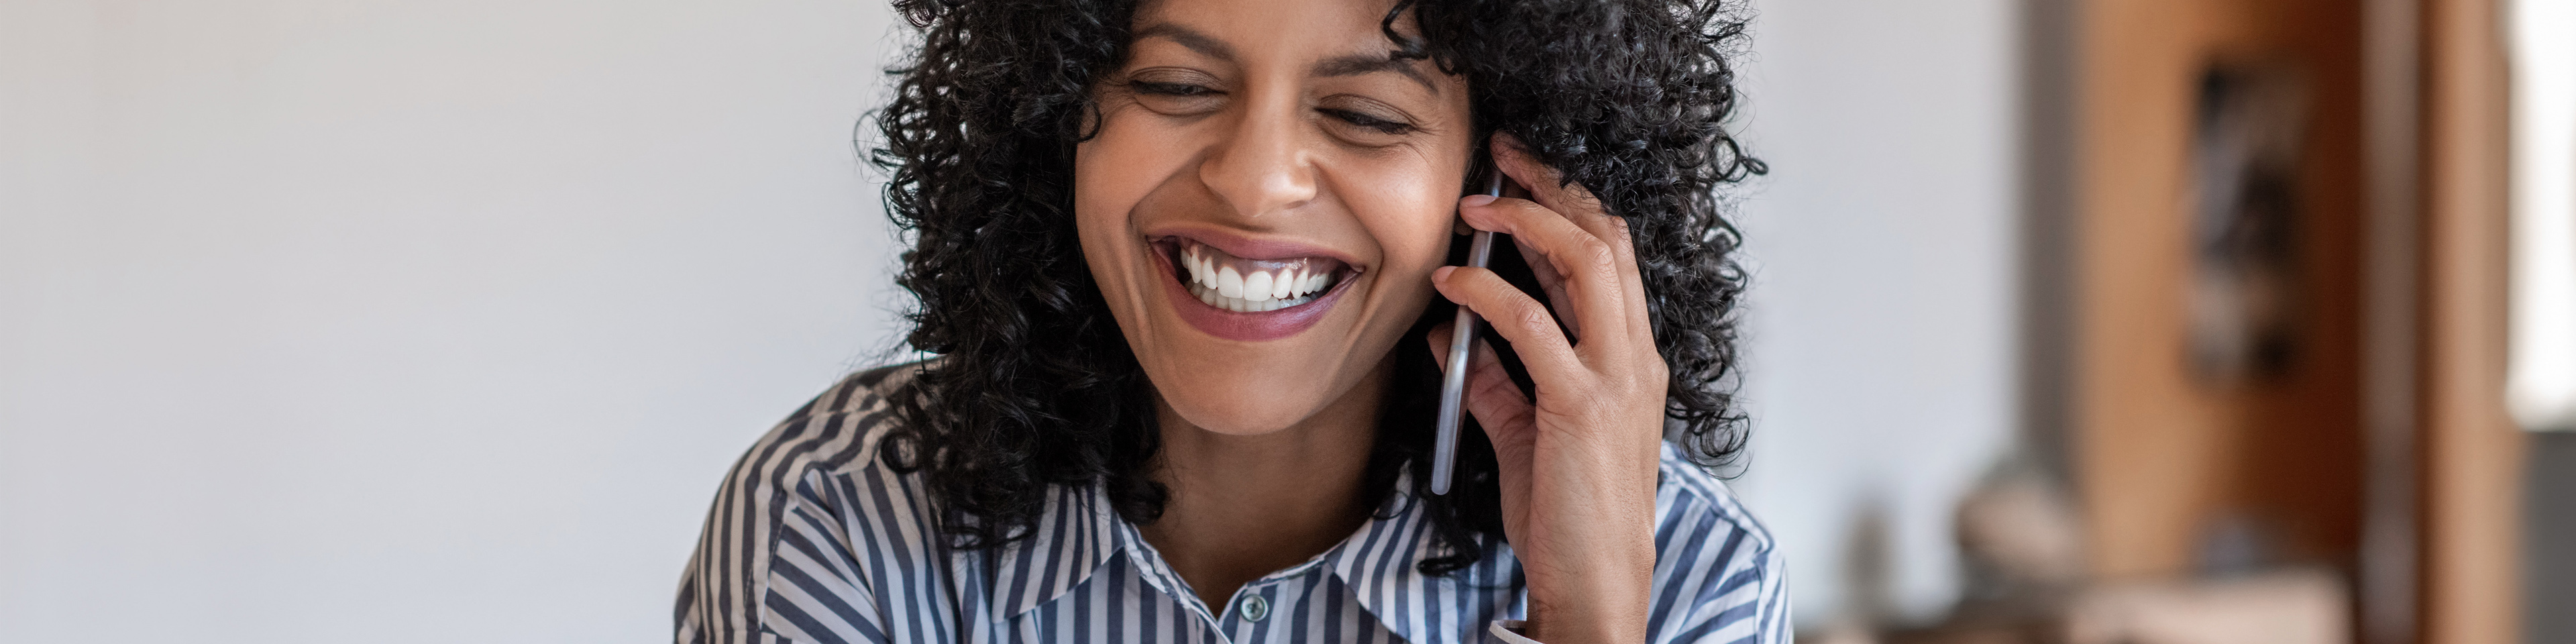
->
<box><xmin>1143</xmin><ymin>224</ymin><xmax>1364</xmax><ymax>269</ymax></box>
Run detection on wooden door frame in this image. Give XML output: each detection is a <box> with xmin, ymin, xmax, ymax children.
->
<box><xmin>2418</xmin><ymin>0</ymin><xmax>2526</xmax><ymax>641</ymax></box>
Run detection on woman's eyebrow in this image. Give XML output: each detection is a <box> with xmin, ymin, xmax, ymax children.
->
<box><xmin>1313</xmin><ymin>54</ymin><xmax>1438</xmax><ymax>94</ymax></box>
<box><xmin>1132</xmin><ymin>21</ymin><xmax>1438</xmax><ymax>95</ymax></box>
<box><xmin>1132</xmin><ymin>23</ymin><xmax>1236</xmax><ymax>62</ymax></box>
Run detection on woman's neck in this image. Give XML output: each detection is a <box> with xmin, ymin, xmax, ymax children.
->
<box><xmin>1139</xmin><ymin>362</ymin><xmax>1387</xmax><ymax>614</ymax></box>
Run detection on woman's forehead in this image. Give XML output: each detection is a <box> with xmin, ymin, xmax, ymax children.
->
<box><xmin>1124</xmin><ymin>0</ymin><xmax>1457</xmax><ymax>89</ymax></box>
<box><xmin>1129</xmin><ymin>0</ymin><xmax>1416</xmax><ymax>60</ymax></box>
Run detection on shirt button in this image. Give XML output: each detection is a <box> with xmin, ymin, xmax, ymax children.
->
<box><xmin>1238</xmin><ymin>594</ymin><xmax>1269</xmax><ymax>621</ymax></box>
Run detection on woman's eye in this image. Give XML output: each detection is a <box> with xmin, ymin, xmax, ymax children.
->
<box><xmin>1132</xmin><ymin>81</ymin><xmax>1215</xmax><ymax>97</ymax></box>
<box><xmin>1322</xmin><ymin>109</ymin><xmax>1414</xmax><ymax>136</ymax></box>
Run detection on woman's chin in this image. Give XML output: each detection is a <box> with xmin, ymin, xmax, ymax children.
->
<box><xmin>1153</xmin><ymin>381</ymin><xmax>1342</xmax><ymax>437</ymax></box>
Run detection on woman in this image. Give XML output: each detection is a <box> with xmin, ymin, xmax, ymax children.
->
<box><xmin>676</xmin><ymin>0</ymin><xmax>1782</xmax><ymax>641</ymax></box>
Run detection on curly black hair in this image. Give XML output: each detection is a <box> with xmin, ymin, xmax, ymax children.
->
<box><xmin>869</xmin><ymin>0</ymin><xmax>1763</xmax><ymax>576</ymax></box>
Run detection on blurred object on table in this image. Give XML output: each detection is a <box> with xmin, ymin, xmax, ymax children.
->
<box><xmin>2063</xmin><ymin>570</ymin><xmax>2351</xmax><ymax>644</ymax></box>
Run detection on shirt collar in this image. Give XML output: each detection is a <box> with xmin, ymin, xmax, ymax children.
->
<box><xmin>1320</xmin><ymin>477</ymin><xmax>1526</xmax><ymax>644</ymax></box>
<box><xmin>981</xmin><ymin>482</ymin><xmax>1126</xmax><ymax>624</ymax></box>
<box><xmin>979</xmin><ymin>481</ymin><xmax>1240</xmax><ymax>626</ymax></box>
<box><xmin>984</xmin><ymin>476</ymin><xmax>1525</xmax><ymax>643</ymax></box>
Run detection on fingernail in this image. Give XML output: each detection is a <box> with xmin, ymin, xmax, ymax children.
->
<box><xmin>1432</xmin><ymin>266</ymin><xmax>1456</xmax><ymax>282</ymax></box>
<box><xmin>1460</xmin><ymin>194</ymin><xmax>1497</xmax><ymax>207</ymax></box>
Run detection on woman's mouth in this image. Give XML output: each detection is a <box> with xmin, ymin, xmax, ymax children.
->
<box><xmin>1152</xmin><ymin>235</ymin><xmax>1356</xmax><ymax>341</ymax></box>
<box><xmin>1168</xmin><ymin>239</ymin><xmax>1350</xmax><ymax>312</ymax></box>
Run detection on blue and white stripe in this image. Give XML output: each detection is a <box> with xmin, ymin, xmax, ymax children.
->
<box><xmin>676</xmin><ymin>364</ymin><xmax>1790</xmax><ymax>643</ymax></box>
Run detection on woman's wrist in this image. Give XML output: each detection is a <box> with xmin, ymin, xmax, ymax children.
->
<box><xmin>1524</xmin><ymin>600</ymin><xmax>1648</xmax><ymax>644</ymax></box>
<box><xmin>1523</xmin><ymin>549</ymin><xmax>1654</xmax><ymax>643</ymax></box>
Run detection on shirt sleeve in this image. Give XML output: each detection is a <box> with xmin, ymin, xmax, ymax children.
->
<box><xmin>1490</xmin><ymin>539</ymin><xmax>1791</xmax><ymax>644</ymax></box>
<box><xmin>1646</xmin><ymin>486</ymin><xmax>1795</xmax><ymax>644</ymax></box>
<box><xmin>1751</xmin><ymin>545</ymin><xmax>1792</xmax><ymax>644</ymax></box>
<box><xmin>1662</xmin><ymin>539</ymin><xmax>1790</xmax><ymax>644</ymax></box>
<box><xmin>676</xmin><ymin>407</ymin><xmax>892</xmax><ymax>644</ymax></box>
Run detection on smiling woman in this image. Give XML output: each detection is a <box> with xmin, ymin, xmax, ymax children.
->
<box><xmin>674</xmin><ymin>0</ymin><xmax>1782</xmax><ymax>642</ymax></box>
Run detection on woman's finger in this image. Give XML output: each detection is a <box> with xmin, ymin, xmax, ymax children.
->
<box><xmin>1432</xmin><ymin>265</ymin><xmax>1585</xmax><ymax>389</ymax></box>
<box><xmin>1595</xmin><ymin>215</ymin><xmax>1656</xmax><ymax>344</ymax></box>
<box><xmin>1511</xmin><ymin>236</ymin><xmax>1580</xmax><ymax>341</ymax></box>
<box><xmin>1491</xmin><ymin>135</ymin><xmax>1630</xmax><ymax>259</ymax></box>
<box><xmin>1459</xmin><ymin>195</ymin><xmax>1628</xmax><ymax>354</ymax></box>
<box><xmin>1491</xmin><ymin>133</ymin><xmax>1654</xmax><ymax>345</ymax></box>
<box><xmin>1462</xmin><ymin>337</ymin><xmax>1536</xmax><ymax>474</ymax></box>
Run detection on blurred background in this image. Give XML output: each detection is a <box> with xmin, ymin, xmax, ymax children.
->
<box><xmin>0</xmin><ymin>0</ymin><xmax>2564</xmax><ymax>642</ymax></box>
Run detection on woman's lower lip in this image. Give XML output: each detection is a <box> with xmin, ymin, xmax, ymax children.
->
<box><xmin>1156</xmin><ymin>248</ymin><xmax>1348</xmax><ymax>341</ymax></box>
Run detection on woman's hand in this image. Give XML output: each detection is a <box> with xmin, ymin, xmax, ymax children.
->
<box><xmin>1428</xmin><ymin>133</ymin><xmax>1666</xmax><ymax>644</ymax></box>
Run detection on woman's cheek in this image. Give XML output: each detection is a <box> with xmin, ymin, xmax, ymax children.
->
<box><xmin>1344</xmin><ymin>161</ymin><xmax>1459</xmax><ymax>287</ymax></box>
<box><xmin>1075</xmin><ymin>113</ymin><xmax>1183</xmax><ymax>223</ymax></box>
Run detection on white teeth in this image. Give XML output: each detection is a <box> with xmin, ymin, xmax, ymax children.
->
<box><xmin>1175</xmin><ymin>241</ymin><xmax>1344</xmax><ymax>312</ymax></box>
<box><xmin>1187</xmin><ymin>280</ymin><xmax>1322</xmax><ymax>313</ymax></box>
<box><xmin>1242</xmin><ymin>270</ymin><xmax>1273</xmax><ymax>302</ymax></box>
<box><xmin>1216</xmin><ymin>266</ymin><xmax>1244</xmax><ymax>299</ymax></box>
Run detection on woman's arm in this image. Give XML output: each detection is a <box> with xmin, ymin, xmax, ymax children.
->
<box><xmin>1428</xmin><ymin>133</ymin><xmax>1672</xmax><ymax>644</ymax></box>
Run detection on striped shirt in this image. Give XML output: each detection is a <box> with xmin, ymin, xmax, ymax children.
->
<box><xmin>676</xmin><ymin>364</ymin><xmax>1790</xmax><ymax>644</ymax></box>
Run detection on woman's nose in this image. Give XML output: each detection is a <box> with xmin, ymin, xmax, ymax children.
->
<box><xmin>1197</xmin><ymin>105</ymin><xmax>1318</xmax><ymax>219</ymax></box>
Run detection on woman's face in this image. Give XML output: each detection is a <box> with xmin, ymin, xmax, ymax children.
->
<box><xmin>1075</xmin><ymin>0</ymin><xmax>1474</xmax><ymax>435</ymax></box>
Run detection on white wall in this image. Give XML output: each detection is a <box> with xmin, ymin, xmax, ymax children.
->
<box><xmin>1</xmin><ymin>0</ymin><xmax>2025</xmax><ymax>639</ymax></box>
<box><xmin>0</xmin><ymin>1</ymin><xmax>908</xmax><ymax>641</ymax></box>
<box><xmin>1730</xmin><ymin>0</ymin><xmax>2024</xmax><ymax>627</ymax></box>
<box><xmin>2507</xmin><ymin>0</ymin><xmax>2576</xmax><ymax>431</ymax></box>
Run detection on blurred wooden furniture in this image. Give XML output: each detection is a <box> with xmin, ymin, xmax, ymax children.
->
<box><xmin>2061</xmin><ymin>0</ymin><xmax>2524</xmax><ymax>642</ymax></box>
<box><xmin>2072</xmin><ymin>0</ymin><xmax>2369</xmax><ymax>582</ymax></box>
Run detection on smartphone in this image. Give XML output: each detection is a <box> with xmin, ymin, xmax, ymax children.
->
<box><xmin>1430</xmin><ymin>153</ymin><xmax>1510</xmax><ymax>496</ymax></box>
